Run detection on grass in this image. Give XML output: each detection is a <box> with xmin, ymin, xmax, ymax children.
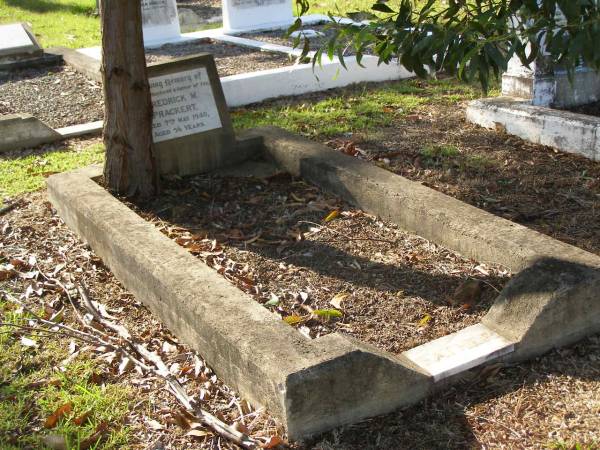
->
<box><xmin>0</xmin><ymin>143</ymin><xmax>104</xmax><ymax>200</ymax></box>
<box><xmin>0</xmin><ymin>297</ymin><xmax>135</xmax><ymax>449</ymax></box>
<box><xmin>0</xmin><ymin>0</ymin><xmax>440</xmax><ymax>48</ymax></box>
<box><xmin>0</xmin><ymin>77</ymin><xmax>490</xmax><ymax>203</ymax></box>
<box><xmin>0</xmin><ymin>0</ymin><xmax>100</xmax><ymax>48</ymax></box>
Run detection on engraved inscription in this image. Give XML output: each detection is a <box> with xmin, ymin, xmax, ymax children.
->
<box><xmin>149</xmin><ymin>67</ymin><xmax>222</xmax><ymax>143</ymax></box>
<box><xmin>142</xmin><ymin>0</ymin><xmax>178</xmax><ymax>26</ymax></box>
<box><xmin>231</xmin><ymin>0</ymin><xmax>286</xmax><ymax>9</ymax></box>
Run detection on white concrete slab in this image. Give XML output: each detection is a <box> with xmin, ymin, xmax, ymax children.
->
<box><xmin>402</xmin><ymin>324</ymin><xmax>515</xmax><ymax>382</ymax></box>
<box><xmin>0</xmin><ymin>23</ymin><xmax>40</xmax><ymax>57</ymax></box>
<box><xmin>56</xmin><ymin>120</ymin><xmax>103</xmax><ymax>139</ymax></box>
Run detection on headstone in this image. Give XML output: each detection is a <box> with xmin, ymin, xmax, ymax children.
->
<box><xmin>222</xmin><ymin>0</ymin><xmax>295</xmax><ymax>33</ymax></box>
<box><xmin>502</xmin><ymin>54</ymin><xmax>600</xmax><ymax>108</ymax></box>
<box><xmin>147</xmin><ymin>54</ymin><xmax>259</xmax><ymax>175</ymax></box>
<box><xmin>0</xmin><ymin>23</ymin><xmax>42</xmax><ymax>64</ymax></box>
<box><xmin>142</xmin><ymin>0</ymin><xmax>182</xmax><ymax>46</ymax></box>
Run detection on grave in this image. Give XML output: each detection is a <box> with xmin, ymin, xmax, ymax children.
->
<box><xmin>467</xmin><ymin>45</ymin><xmax>600</xmax><ymax>161</ymax></box>
<box><xmin>141</xmin><ymin>0</ymin><xmax>183</xmax><ymax>46</ymax></box>
<box><xmin>222</xmin><ymin>0</ymin><xmax>295</xmax><ymax>33</ymax></box>
<box><xmin>0</xmin><ymin>23</ymin><xmax>59</xmax><ymax>71</ymax></box>
<box><xmin>146</xmin><ymin>54</ymin><xmax>261</xmax><ymax>175</ymax></box>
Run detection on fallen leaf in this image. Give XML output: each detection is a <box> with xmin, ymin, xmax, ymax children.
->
<box><xmin>118</xmin><ymin>356</ymin><xmax>134</xmax><ymax>375</ymax></box>
<box><xmin>329</xmin><ymin>292</ymin><xmax>349</xmax><ymax>309</ymax></box>
<box><xmin>187</xmin><ymin>429</ymin><xmax>211</xmax><ymax>439</ymax></box>
<box><xmin>265</xmin><ymin>293</ymin><xmax>279</xmax><ymax>306</ymax></box>
<box><xmin>323</xmin><ymin>210</ymin><xmax>340</xmax><ymax>222</ymax></box>
<box><xmin>147</xmin><ymin>419</ymin><xmax>165</xmax><ymax>430</ymax></box>
<box><xmin>263</xmin><ymin>435</ymin><xmax>285</xmax><ymax>448</ymax></box>
<box><xmin>418</xmin><ymin>314</ymin><xmax>432</xmax><ymax>327</ymax></box>
<box><xmin>72</xmin><ymin>411</ymin><xmax>91</xmax><ymax>426</ymax></box>
<box><xmin>44</xmin><ymin>402</ymin><xmax>73</xmax><ymax>428</ymax></box>
<box><xmin>313</xmin><ymin>309</ymin><xmax>343</xmax><ymax>319</ymax></box>
<box><xmin>21</xmin><ymin>336</ymin><xmax>38</xmax><ymax>348</ymax></box>
<box><xmin>283</xmin><ymin>315</ymin><xmax>303</xmax><ymax>325</ymax></box>
<box><xmin>41</xmin><ymin>435</ymin><xmax>67</xmax><ymax>450</ymax></box>
<box><xmin>451</xmin><ymin>279</ymin><xmax>483</xmax><ymax>307</ymax></box>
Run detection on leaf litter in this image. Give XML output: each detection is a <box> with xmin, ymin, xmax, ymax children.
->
<box><xmin>130</xmin><ymin>169</ymin><xmax>511</xmax><ymax>354</ymax></box>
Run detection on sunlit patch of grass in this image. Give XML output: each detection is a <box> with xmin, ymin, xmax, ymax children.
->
<box><xmin>0</xmin><ymin>0</ymin><xmax>100</xmax><ymax>48</ymax></box>
<box><xmin>0</xmin><ymin>143</ymin><xmax>104</xmax><ymax>200</ymax></box>
<box><xmin>0</xmin><ymin>298</ymin><xmax>135</xmax><ymax>449</ymax></box>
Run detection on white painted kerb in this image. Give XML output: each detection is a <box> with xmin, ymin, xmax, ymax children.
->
<box><xmin>403</xmin><ymin>323</ymin><xmax>515</xmax><ymax>382</ymax></box>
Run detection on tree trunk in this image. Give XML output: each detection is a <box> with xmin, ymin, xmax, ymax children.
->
<box><xmin>102</xmin><ymin>0</ymin><xmax>158</xmax><ymax>198</ymax></box>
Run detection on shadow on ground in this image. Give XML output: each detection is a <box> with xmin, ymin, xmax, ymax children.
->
<box><xmin>5</xmin><ymin>0</ymin><xmax>95</xmax><ymax>15</ymax></box>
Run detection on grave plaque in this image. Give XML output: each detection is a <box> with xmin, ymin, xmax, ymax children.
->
<box><xmin>141</xmin><ymin>0</ymin><xmax>182</xmax><ymax>46</ymax></box>
<box><xmin>0</xmin><ymin>23</ymin><xmax>42</xmax><ymax>63</ymax></box>
<box><xmin>147</xmin><ymin>55</ymin><xmax>255</xmax><ymax>176</ymax></box>
<box><xmin>222</xmin><ymin>0</ymin><xmax>294</xmax><ymax>33</ymax></box>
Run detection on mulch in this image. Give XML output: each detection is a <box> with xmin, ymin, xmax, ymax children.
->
<box><xmin>315</xmin><ymin>81</ymin><xmax>600</xmax><ymax>256</ymax></box>
<box><xmin>146</xmin><ymin>38</ymin><xmax>295</xmax><ymax>75</ymax></box>
<box><xmin>243</xmin><ymin>23</ymin><xmax>374</xmax><ymax>56</ymax></box>
<box><xmin>0</xmin><ymin>65</ymin><xmax>103</xmax><ymax>129</ymax></box>
<box><xmin>566</xmin><ymin>100</ymin><xmax>600</xmax><ymax>118</ymax></box>
<box><xmin>2</xmin><ymin>192</ymin><xmax>599</xmax><ymax>448</ymax></box>
<box><xmin>0</xmin><ymin>39</ymin><xmax>295</xmax><ymax>129</ymax></box>
<box><xmin>129</xmin><ymin>168</ymin><xmax>509</xmax><ymax>354</ymax></box>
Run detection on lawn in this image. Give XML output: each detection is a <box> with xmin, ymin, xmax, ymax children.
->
<box><xmin>0</xmin><ymin>0</ymin><xmax>417</xmax><ymax>49</ymax></box>
<box><xmin>0</xmin><ymin>0</ymin><xmax>100</xmax><ymax>48</ymax></box>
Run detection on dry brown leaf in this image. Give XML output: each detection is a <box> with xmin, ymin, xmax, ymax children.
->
<box><xmin>147</xmin><ymin>419</ymin><xmax>165</xmax><ymax>430</ymax></box>
<box><xmin>451</xmin><ymin>279</ymin><xmax>482</xmax><ymax>307</ymax></box>
<box><xmin>187</xmin><ymin>429</ymin><xmax>211</xmax><ymax>439</ymax></box>
<box><xmin>329</xmin><ymin>292</ymin><xmax>349</xmax><ymax>309</ymax></box>
<box><xmin>44</xmin><ymin>402</ymin><xmax>73</xmax><ymax>429</ymax></box>
<box><xmin>262</xmin><ymin>435</ymin><xmax>285</xmax><ymax>448</ymax></box>
<box><xmin>72</xmin><ymin>411</ymin><xmax>92</xmax><ymax>426</ymax></box>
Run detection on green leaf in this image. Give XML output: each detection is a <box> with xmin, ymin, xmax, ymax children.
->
<box><xmin>313</xmin><ymin>309</ymin><xmax>343</xmax><ymax>319</ymax></box>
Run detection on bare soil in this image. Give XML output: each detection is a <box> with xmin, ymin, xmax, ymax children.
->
<box><xmin>146</xmin><ymin>38</ymin><xmax>295</xmax><ymax>75</ymax></box>
<box><xmin>0</xmin><ymin>65</ymin><xmax>103</xmax><ymax>128</ymax></box>
<box><xmin>129</xmin><ymin>168</ymin><xmax>509</xmax><ymax>354</ymax></box>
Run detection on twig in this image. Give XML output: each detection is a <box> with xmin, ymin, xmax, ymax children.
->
<box><xmin>0</xmin><ymin>200</ymin><xmax>21</xmax><ymax>216</ymax></box>
<box><xmin>298</xmin><ymin>220</ymin><xmax>397</xmax><ymax>244</ymax></box>
<box><xmin>77</xmin><ymin>283</ymin><xmax>258</xmax><ymax>449</ymax></box>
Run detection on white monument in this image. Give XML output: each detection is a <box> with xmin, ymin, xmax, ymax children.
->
<box><xmin>141</xmin><ymin>0</ymin><xmax>182</xmax><ymax>46</ymax></box>
<box><xmin>0</xmin><ymin>23</ymin><xmax>42</xmax><ymax>64</ymax></box>
<box><xmin>222</xmin><ymin>0</ymin><xmax>295</xmax><ymax>34</ymax></box>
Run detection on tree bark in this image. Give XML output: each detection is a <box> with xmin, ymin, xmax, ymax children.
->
<box><xmin>102</xmin><ymin>0</ymin><xmax>158</xmax><ymax>198</ymax></box>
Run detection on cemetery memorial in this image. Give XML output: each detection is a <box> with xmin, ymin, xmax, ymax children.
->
<box><xmin>467</xmin><ymin>50</ymin><xmax>600</xmax><ymax>161</ymax></box>
<box><xmin>47</xmin><ymin>34</ymin><xmax>600</xmax><ymax>439</ymax></box>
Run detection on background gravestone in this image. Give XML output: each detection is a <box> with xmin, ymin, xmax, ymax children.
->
<box><xmin>0</xmin><ymin>23</ymin><xmax>42</xmax><ymax>64</ymax></box>
<box><xmin>222</xmin><ymin>0</ymin><xmax>294</xmax><ymax>33</ymax></box>
<box><xmin>142</xmin><ymin>0</ymin><xmax>182</xmax><ymax>46</ymax></box>
<box><xmin>147</xmin><ymin>54</ymin><xmax>260</xmax><ymax>175</ymax></box>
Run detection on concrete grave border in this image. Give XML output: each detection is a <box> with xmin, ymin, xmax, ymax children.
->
<box><xmin>467</xmin><ymin>97</ymin><xmax>600</xmax><ymax>161</ymax></box>
<box><xmin>48</xmin><ymin>127</ymin><xmax>600</xmax><ymax>438</ymax></box>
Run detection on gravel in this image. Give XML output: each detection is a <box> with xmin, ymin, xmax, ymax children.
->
<box><xmin>146</xmin><ymin>38</ymin><xmax>296</xmax><ymax>76</ymax></box>
<box><xmin>0</xmin><ymin>66</ymin><xmax>103</xmax><ymax>129</ymax></box>
<box><xmin>0</xmin><ymin>40</ymin><xmax>295</xmax><ymax>129</ymax></box>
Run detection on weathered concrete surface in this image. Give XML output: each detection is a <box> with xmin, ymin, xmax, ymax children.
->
<box><xmin>252</xmin><ymin>126</ymin><xmax>600</xmax><ymax>366</ymax></box>
<box><xmin>466</xmin><ymin>97</ymin><xmax>599</xmax><ymax>161</ymax></box>
<box><xmin>47</xmin><ymin>165</ymin><xmax>432</xmax><ymax>439</ymax></box>
<box><xmin>249</xmin><ymin>127</ymin><xmax>600</xmax><ymax>272</ymax></box>
<box><xmin>0</xmin><ymin>114</ymin><xmax>61</xmax><ymax>153</ymax></box>
<box><xmin>46</xmin><ymin>47</ymin><xmax>102</xmax><ymax>83</ymax></box>
<box><xmin>483</xmin><ymin>258</ymin><xmax>600</xmax><ymax>361</ymax></box>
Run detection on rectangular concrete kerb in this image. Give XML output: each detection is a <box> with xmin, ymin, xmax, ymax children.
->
<box><xmin>467</xmin><ymin>97</ymin><xmax>600</xmax><ymax>161</ymax></box>
<box><xmin>48</xmin><ymin>127</ymin><xmax>600</xmax><ymax>439</ymax></box>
